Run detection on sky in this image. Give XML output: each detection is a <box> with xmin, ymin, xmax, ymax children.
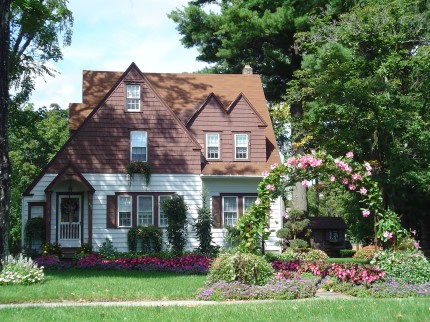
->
<box><xmin>29</xmin><ymin>0</ymin><xmax>212</xmax><ymax>109</ymax></box>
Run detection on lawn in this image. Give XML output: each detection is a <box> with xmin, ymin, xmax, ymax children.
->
<box><xmin>1</xmin><ymin>299</ymin><xmax>430</xmax><ymax>322</ymax></box>
<box><xmin>0</xmin><ymin>270</ymin><xmax>207</xmax><ymax>303</ymax></box>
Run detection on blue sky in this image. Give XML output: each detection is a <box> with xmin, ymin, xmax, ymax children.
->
<box><xmin>30</xmin><ymin>0</ymin><xmax>212</xmax><ymax>109</ymax></box>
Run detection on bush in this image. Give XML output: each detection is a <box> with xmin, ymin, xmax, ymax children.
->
<box><xmin>127</xmin><ymin>226</ymin><xmax>163</xmax><ymax>253</ymax></box>
<box><xmin>289</xmin><ymin>238</ymin><xmax>309</xmax><ymax>251</ymax></box>
<box><xmin>193</xmin><ymin>194</ymin><xmax>214</xmax><ymax>254</ymax></box>
<box><xmin>0</xmin><ymin>254</ymin><xmax>44</xmax><ymax>285</ymax></box>
<box><xmin>161</xmin><ymin>194</ymin><xmax>188</xmax><ymax>255</ymax></box>
<box><xmin>353</xmin><ymin>245</ymin><xmax>380</xmax><ymax>260</ymax></box>
<box><xmin>98</xmin><ymin>239</ymin><xmax>119</xmax><ymax>259</ymax></box>
<box><xmin>208</xmin><ymin>251</ymin><xmax>274</xmax><ymax>286</ymax></box>
<box><xmin>279</xmin><ymin>248</ymin><xmax>328</xmax><ymax>261</ymax></box>
<box><xmin>371</xmin><ymin>249</ymin><xmax>430</xmax><ymax>284</ymax></box>
<box><xmin>42</xmin><ymin>242</ymin><xmax>63</xmax><ymax>258</ymax></box>
<box><xmin>265</xmin><ymin>251</ymin><xmax>297</xmax><ymax>262</ymax></box>
<box><xmin>340</xmin><ymin>249</ymin><xmax>356</xmax><ymax>258</ymax></box>
<box><xmin>24</xmin><ymin>217</ymin><xmax>45</xmax><ymax>251</ymax></box>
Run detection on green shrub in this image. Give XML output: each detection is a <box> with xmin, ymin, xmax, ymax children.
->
<box><xmin>193</xmin><ymin>194</ymin><xmax>214</xmax><ymax>254</ymax></box>
<box><xmin>396</xmin><ymin>236</ymin><xmax>417</xmax><ymax>251</ymax></box>
<box><xmin>371</xmin><ymin>249</ymin><xmax>430</xmax><ymax>284</ymax></box>
<box><xmin>225</xmin><ymin>226</ymin><xmax>241</xmax><ymax>247</ymax></box>
<box><xmin>301</xmin><ymin>249</ymin><xmax>329</xmax><ymax>261</ymax></box>
<box><xmin>42</xmin><ymin>242</ymin><xmax>63</xmax><ymax>258</ymax></box>
<box><xmin>127</xmin><ymin>226</ymin><xmax>163</xmax><ymax>253</ymax></box>
<box><xmin>289</xmin><ymin>239</ymin><xmax>309</xmax><ymax>251</ymax></box>
<box><xmin>265</xmin><ymin>251</ymin><xmax>297</xmax><ymax>262</ymax></box>
<box><xmin>208</xmin><ymin>251</ymin><xmax>274</xmax><ymax>286</ymax></box>
<box><xmin>161</xmin><ymin>194</ymin><xmax>188</xmax><ymax>255</ymax></box>
<box><xmin>98</xmin><ymin>239</ymin><xmax>119</xmax><ymax>259</ymax></box>
<box><xmin>0</xmin><ymin>254</ymin><xmax>44</xmax><ymax>285</ymax></box>
<box><xmin>24</xmin><ymin>217</ymin><xmax>45</xmax><ymax>251</ymax></box>
<box><xmin>340</xmin><ymin>249</ymin><xmax>356</xmax><ymax>258</ymax></box>
<box><xmin>353</xmin><ymin>245</ymin><xmax>380</xmax><ymax>260</ymax></box>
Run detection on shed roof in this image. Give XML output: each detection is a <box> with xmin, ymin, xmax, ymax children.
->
<box><xmin>309</xmin><ymin>217</ymin><xmax>347</xmax><ymax>230</ymax></box>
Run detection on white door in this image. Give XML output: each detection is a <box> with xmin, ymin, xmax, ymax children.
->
<box><xmin>58</xmin><ymin>195</ymin><xmax>81</xmax><ymax>247</ymax></box>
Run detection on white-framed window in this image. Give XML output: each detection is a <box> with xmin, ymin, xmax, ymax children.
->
<box><xmin>223</xmin><ymin>196</ymin><xmax>238</xmax><ymax>227</ymax></box>
<box><xmin>243</xmin><ymin>196</ymin><xmax>257</xmax><ymax>213</ymax></box>
<box><xmin>235</xmin><ymin>134</ymin><xmax>248</xmax><ymax>159</ymax></box>
<box><xmin>137</xmin><ymin>196</ymin><xmax>153</xmax><ymax>226</ymax></box>
<box><xmin>126</xmin><ymin>84</ymin><xmax>140</xmax><ymax>111</ymax></box>
<box><xmin>118</xmin><ymin>195</ymin><xmax>132</xmax><ymax>227</ymax></box>
<box><xmin>131</xmin><ymin>131</ymin><xmax>147</xmax><ymax>162</ymax></box>
<box><xmin>206</xmin><ymin>133</ymin><xmax>220</xmax><ymax>159</ymax></box>
<box><xmin>158</xmin><ymin>195</ymin><xmax>172</xmax><ymax>227</ymax></box>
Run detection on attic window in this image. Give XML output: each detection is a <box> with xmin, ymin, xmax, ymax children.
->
<box><xmin>126</xmin><ymin>84</ymin><xmax>140</xmax><ymax>111</ymax></box>
<box><xmin>130</xmin><ymin>131</ymin><xmax>147</xmax><ymax>162</ymax></box>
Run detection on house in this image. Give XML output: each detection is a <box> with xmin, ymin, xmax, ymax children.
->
<box><xmin>22</xmin><ymin>62</ymin><xmax>282</xmax><ymax>254</ymax></box>
<box><xmin>308</xmin><ymin>217</ymin><xmax>349</xmax><ymax>256</ymax></box>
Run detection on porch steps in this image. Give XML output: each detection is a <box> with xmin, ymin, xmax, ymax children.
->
<box><xmin>62</xmin><ymin>247</ymin><xmax>79</xmax><ymax>260</ymax></box>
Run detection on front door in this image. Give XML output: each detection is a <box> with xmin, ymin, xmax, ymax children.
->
<box><xmin>58</xmin><ymin>195</ymin><xmax>81</xmax><ymax>247</ymax></box>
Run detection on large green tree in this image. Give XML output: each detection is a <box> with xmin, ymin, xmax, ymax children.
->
<box><xmin>0</xmin><ymin>0</ymin><xmax>72</xmax><ymax>257</ymax></box>
<box><xmin>287</xmin><ymin>0</ymin><xmax>430</xmax><ymax>250</ymax></box>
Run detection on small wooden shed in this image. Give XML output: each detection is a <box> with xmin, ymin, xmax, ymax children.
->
<box><xmin>309</xmin><ymin>217</ymin><xmax>349</xmax><ymax>257</ymax></box>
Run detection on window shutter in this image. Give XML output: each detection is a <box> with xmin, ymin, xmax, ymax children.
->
<box><xmin>212</xmin><ymin>196</ymin><xmax>222</xmax><ymax>228</ymax></box>
<box><xmin>106</xmin><ymin>195</ymin><xmax>117</xmax><ymax>228</ymax></box>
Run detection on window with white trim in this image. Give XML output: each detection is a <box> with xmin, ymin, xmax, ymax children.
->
<box><xmin>131</xmin><ymin>131</ymin><xmax>147</xmax><ymax>162</ymax></box>
<box><xmin>206</xmin><ymin>133</ymin><xmax>220</xmax><ymax>159</ymax></box>
<box><xmin>235</xmin><ymin>134</ymin><xmax>248</xmax><ymax>159</ymax></box>
<box><xmin>223</xmin><ymin>196</ymin><xmax>238</xmax><ymax>227</ymax></box>
<box><xmin>159</xmin><ymin>195</ymin><xmax>172</xmax><ymax>227</ymax></box>
<box><xmin>118</xmin><ymin>195</ymin><xmax>132</xmax><ymax>227</ymax></box>
<box><xmin>137</xmin><ymin>196</ymin><xmax>153</xmax><ymax>226</ymax></box>
<box><xmin>243</xmin><ymin>196</ymin><xmax>257</xmax><ymax>213</ymax></box>
<box><xmin>126</xmin><ymin>84</ymin><xmax>140</xmax><ymax>111</ymax></box>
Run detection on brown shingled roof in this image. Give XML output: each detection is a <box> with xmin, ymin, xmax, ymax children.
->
<box><xmin>68</xmin><ymin>66</ymin><xmax>281</xmax><ymax>175</ymax></box>
<box><xmin>309</xmin><ymin>217</ymin><xmax>347</xmax><ymax>230</ymax></box>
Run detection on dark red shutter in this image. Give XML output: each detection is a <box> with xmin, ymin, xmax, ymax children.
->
<box><xmin>212</xmin><ymin>196</ymin><xmax>222</xmax><ymax>228</ymax></box>
<box><xmin>106</xmin><ymin>195</ymin><xmax>117</xmax><ymax>228</ymax></box>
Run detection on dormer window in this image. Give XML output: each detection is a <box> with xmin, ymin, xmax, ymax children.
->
<box><xmin>235</xmin><ymin>134</ymin><xmax>248</xmax><ymax>160</ymax></box>
<box><xmin>131</xmin><ymin>131</ymin><xmax>147</xmax><ymax>162</ymax></box>
<box><xmin>206</xmin><ymin>133</ymin><xmax>220</xmax><ymax>159</ymax></box>
<box><xmin>126</xmin><ymin>84</ymin><xmax>140</xmax><ymax>111</ymax></box>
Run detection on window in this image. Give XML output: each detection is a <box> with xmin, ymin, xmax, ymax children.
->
<box><xmin>223</xmin><ymin>196</ymin><xmax>238</xmax><ymax>227</ymax></box>
<box><xmin>137</xmin><ymin>196</ymin><xmax>153</xmax><ymax>226</ymax></box>
<box><xmin>235</xmin><ymin>134</ymin><xmax>248</xmax><ymax>159</ymax></box>
<box><xmin>243</xmin><ymin>196</ymin><xmax>257</xmax><ymax>213</ymax></box>
<box><xmin>131</xmin><ymin>131</ymin><xmax>147</xmax><ymax>162</ymax></box>
<box><xmin>126</xmin><ymin>84</ymin><xmax>140</xmax><ymax>111</ymax></box>
<box><xmin>118</xmin><ymin>196</ymin><xmax>132</xmax><ymax>227</ymax></box>
<box><xmin>159</xmin><ymin>195</ymin><xmax>172</xmax><ymax>227</ymax></box>
<box><xmin>329</xmin><ymin>231</ymin><xmax>339</xmax><ymax>241</ymax></box>
<box><xmin>206</xmin><ymin>133</ymin><xmax>220</xmax><ymax>159</ymax></box>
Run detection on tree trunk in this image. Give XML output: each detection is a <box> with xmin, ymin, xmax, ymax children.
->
<box><xmin>0</xmin><ymin>0</ymin><xmax>11</xmax><ymax>259</ymax></box>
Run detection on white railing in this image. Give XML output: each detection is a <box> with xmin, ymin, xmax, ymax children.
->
<box><xmin>60</xmin><ymin>222</ymin><xmax>80</xmax><ymax>240</ymax></box>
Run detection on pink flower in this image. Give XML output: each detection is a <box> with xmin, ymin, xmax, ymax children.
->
<box><xmin>283</xmin><ymin>211</ymin><xmax>289</xmax><ymax>219</ymax></box>
<box><xmin>346</xmin><ymin>151</ymin><xmax>354</xmax><ymax>158</ymax></box>
<box><xmin>348</xmin><ymin>184</ymin><xmax>356</xmax><ymax>191</ymax></box>
<box><xmin>277</xmin><ymin>271</ymin><xmax>284</xmax><ymax>280</ymax></box>
<box><xmin>383</xmin><ymin>231</ymin><xmax>393</xmax><ymax>239</ymax></box>
<box><xmin>285</xmin><ymin>157</ymin><xmax>297</xmax><ymax>166</ymax></box>
<box><xmin>266</xmin><ymin>184</ymin><xmax>275</xmax><ymax>191</ymax></box>
<box><xmin>414</xmin><ymin>241</ymin><xmax>420</xmax><ymax>249</ymax></box>
<box><xmin>362</xmin><ymin>209</ymin><xmax>370</xmax><ymax>218</ymax></box>
<box><xmin>365</xmin><ymin>162</ymin><xmax>372</xmax><ymax>171</ymax></box>
<box><xmin>412</xmin><ymin>230</ymin><xmax>416</xmax><ymax>236</ymax></box>
<box><xmin>359</xmin><ymin>187</ymin><xmax>368</xmax><ymax>195</ymax></box>
<box><xmin>311</xmin><ymin>149</ymin><xmax>316</xmax><ymax>155</ymax></box>
<box><xmin>343</xmin><ymin>178</ymin><xmax>349</xmax><ymax>185</ymax></box>
<box><xmin>330</xmin><ymin>175</ymin><xmax>336</xmax><ymax>182</ymax></box>
<box><xmin>351</xmin><ymin>173</ymin><xmax>362</xmax><ymax>181</ymax></box>
<box><xmin>270</xmin><ymin>163</ymin><xmax>278</xmax><ymax>170</ymax></box>
<box><xmin>302</xmin><ymin>179</ymin><xmax>311</xmax><ymax>187</ymax></box>
<box><xmin>261</xmin><ymin>170</ymin><xmax>269</xmax><ymax>178</ymax></box>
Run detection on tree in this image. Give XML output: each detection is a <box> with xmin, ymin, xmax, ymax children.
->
<box><xmin>0</xmin><ymin>0</ymin><xmax>73</xmax><ymax>257</ymax></box>
<box><xmin>287</xmin><ymin>0</ymin><xmax>430</xmax><ymax>250</ymax></box>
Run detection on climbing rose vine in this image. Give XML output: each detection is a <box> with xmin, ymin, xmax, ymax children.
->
<box><xmin>237</xmin><ymin>150</ymin><xmax>408</xmax><ymax>253</ymax></box>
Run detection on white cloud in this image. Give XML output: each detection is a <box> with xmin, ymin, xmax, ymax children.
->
<box><xmin>29</xmin><ymin>0</ymin><xmax>208</xmax><ymax>109</ymax></box>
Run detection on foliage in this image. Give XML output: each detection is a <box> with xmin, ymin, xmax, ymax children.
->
<box><xmin>207</xmin><ymin>251</ymin><xmax>274</xmax><ymax>286</ymax></box>
<box><xmin>0</xmin><ymin>254</ymin><xmax>44</xmax><ymax>285</ymax></box>
<box><xmin>23</xmin><ymin>217</ymin><xmax>45</xmax><ymax>250</ymax></box>
<box><xmin>98</xmin><ymin>239</ymin><xmax>119</xmax><ymax>260</ymax></box>
<box><xmin>197</xmin><ymin>276</ymin><xmax>318</xmax><ymax>301</ymax></box>
<box><xmin>33</xmin><ymin>255</ymin><xmax>62</xmax><ymax>270</ymax></box>
<box><xmin>340</xmin><ymin>249</ymin><xmax>356</xmax><ymax>258</ymax></box>
<box><xmin>289</xmin><ymin>239</ymin><xmax>309</xmax><ymax>251</ymax></box>
<box><xmin>41</xmin><ymin>242</ymin><xmax>63</xmax><ymax>258</ymax></box>
<box><xmin>353</xmin><ymin>245</ymin><xmax>381</xmax><ymax>261</ymax></box>
<box><xmin>225</xmin><ymin>225</ymin><xmax>241</xmax><ymax>248</ymax></box>
<box><xmin>237</xmin><ymin>150</ymin><xmax>409</xmax><ymax>253</ymax></box>
<box><xmin>161</xmin><ymin>194</ymin><xmax>188</xmax><ymax>255</ymax></box>
<box><xmin>193</xmin><ymin>192</ymin><xmax>214</xmax><ymax>254</ymax></box>
<box><xmin>371</xmin><ymin>249</ymin><xmax>430</xmax><ymax>284</ymax></box>
<box><xmin>127</xmin><ymin>226</ymin><xmax>163</xmax><ymax>253</ymax></box>
<box><xmin>287</xmin><ymin>0</ymin><xmax>430</xmax><ymax>243</ymax></box>
<box><xmin>125</xmin><ymin>161</ymin><xmax>151</xmax><ymax>186</ymax></box>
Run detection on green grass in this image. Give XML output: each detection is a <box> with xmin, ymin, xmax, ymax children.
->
<box><xmin>326</xmin><ymin>258</ymin><xmax>370</xmax><ymax>264</ymax></box>
<box><xmin>1</xmin><ymin>299</ymin><xmax>430</xmax><ymax>321</ymax></box>
<box><xmin>0</xmin><ymin>270</ymin><xmax>206</xmax><ymax>303</ymax></box>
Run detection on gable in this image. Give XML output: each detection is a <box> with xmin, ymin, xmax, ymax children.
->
<box><xmin>45</xmin><ymin>64</ymin><xmax>202</xmax><ymax>175</ymax></box>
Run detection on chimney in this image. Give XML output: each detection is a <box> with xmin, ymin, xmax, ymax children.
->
<box><xmin>242</xmin><ymin>64</ymin><xmax>253</xmax><ymax>75</ymax></box>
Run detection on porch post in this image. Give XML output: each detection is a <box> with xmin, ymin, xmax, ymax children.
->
<box><xmin>45</xmin><ymin>191</ymin><xmax>52</xmax><ymax>243</ymax></box>
<box><xmin>88</xmin><ymin>191</ymin><xmax>93</xmax><ymax>248</ymax></box>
